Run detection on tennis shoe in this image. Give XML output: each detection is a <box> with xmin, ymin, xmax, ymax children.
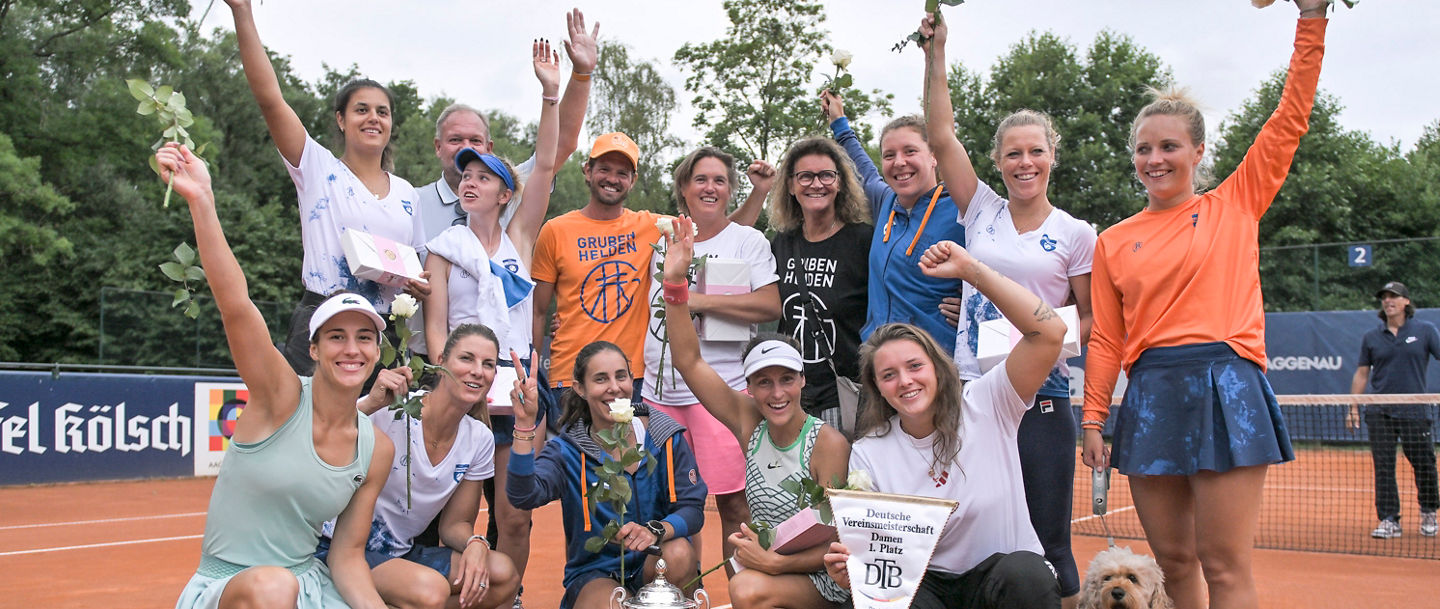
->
<box><xmin>1371</xmin><ymin>519</ymin><xmax>1402</xmax><ymax>539</ymax></box>
<box><xmin>1422</xmin><ymin>512</ymin><xmax>1438</xmax><ymax>537</ymax></box>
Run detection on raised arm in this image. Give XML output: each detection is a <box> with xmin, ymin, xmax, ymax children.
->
<box><xmin>823</xmin><ymin>90</ymin><xmax>890</xmax><ymax>216</ymax></box>
<box><xmin>224</xmin><ymin>0</ymin><xmax>308</xmax><ymax>166</ymax></box>
<box><xmin>660</xmin><ymin>217</ymin><xmax>758</xmax><ymax>442</ymax></box>
<box><xmin>508</xmin><ymin>40</ymin><xmax>563</xmax><ymax>265</ymax></box>
<box><xmin>919</xmin><ymin>240</ymin><xmax>1064</xmax><ymax>401</ymax></box>
<box><xmin>919</xmin><ymin>13</ymin><xmax>978</xmax><ymax>212</ymax></box>
<box><xmin>556</xmin><ymin>9</ymin><xmax>597</xmax><ymax>167</ymax></box>
<box><xmin>727</xmin><ymin>160</ymin><xmax>776</xmax><ymax>227</ymax></box>
<box><xmin>156</xmin><ymin>144</ymin><xmax>300</xmax><ymax>432</ymax></box>
<box><xmin>1212</xmin><ymin>2</ymin><xmax>1327</xmax><ymax>219</ymax></box>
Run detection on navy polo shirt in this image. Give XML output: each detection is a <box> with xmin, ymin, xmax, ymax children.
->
<box><xmin>1358</xmin><ymin>318</ymin><xmax>1440</xmax><ymax>418</ymax></box>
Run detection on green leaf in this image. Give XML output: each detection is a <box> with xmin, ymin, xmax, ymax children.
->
<box><xmin>380</xmin><ymin>340</ymin><xmax>397</xmax><ymax>367</ymax></box>
<box><xmin>817</xmin><ymin>502</ymin><xmax>834</xmax><ymax>526</ymax></box>
<box><xmin>194</xmin><ymin>142</ymin><xmax>210</xmax><ymax>157</ymax></box>
<box><xmin>162</xmin><ymin>125</ymin><xmax>178</xmax><ymax>139</ymax></box>
<box><xmin>148</xmin><ymin>155</ymin><xmax>162</xmax><ymax>177</ymax></box>
<box><xmin>184</xmin><ymin>300</ymin><xmax>200</xmax><ymax>319</ymax></box>
<box><xmin>603</xmin><ymin>459</ymin><xmax>623</xmax><ymax>475</ymax></box>
<box><xmin>403</xmin><ymin>396</ymin><xmax>424</xmax><ymax>419</ymax></box>
<box><xmin>173</xmin><ymin>289</ymin><xmax>190</xmax><ymax>307</ymax></box>
<box><xmin>173</xmin><ymin>242</ymin><xmax>196</xmax><ymax>265</ymax></box>
<box><xmin>168</xmin><ymin>91</ymin><xmax>187</xmax><ymax>110</ymax></box>
<box><xmin>613</xmin><ymin>479</ymin><xmax>632</xmax><ymax>504</ymax></box>
<box><xmin>601</xmin><ymin>521</ymin><xmax>620</xmax><ymax>540</ymax></box>
<box><xmin>126</xmin><ymin>79</ymin><xmax>154</xmax><ymax>100</ymax></box>
<box><xmin>779</xmin><ymin>478</ymin><xmax>802</xmax><ymax>497</ymax></box>
<box><xmin>409</xmin><ymin>355</ymin><xmax>425</xmax><ymax>379</ymax></box>
<box><xmin>137</xmin><ymin>101</ymin><xmax>156</xmax><ymax>116</ymax></box>
<box><xmin>184</xmin><ymin>266</ymin><xmax>205</xmax><ymax>281</ymax></box>
<box><xmin>834</xmin><ymin>73</ymin><xmax>853</xmax><ymax>89</ymax></box>
<box><xmin>653</xmin><ymin>309</ymin><xmax>665</xmax><ymax>319</ymax></box>
<box><xmin>621</xmin><ymin>450</ymin><xmax>641</xmax><ymax>467</ymax></box>
<box><xmin>154</xmin><ymin>86</ymin><xmax>173</xmax><ymax>103</ymax></box>
<box><xmin>645</xmin><ymin>454</ymin><xmax>658</xmax><ymax>475</ymax></box>
<box><xmin>159</xmin><ymin>261</ymin><xmax>185</xmax><ymax>281</ymax></box>
<box><xmin>584</xmin><ymin>536</ymin><xmax>608</xmax><ymax>553</ymax></box>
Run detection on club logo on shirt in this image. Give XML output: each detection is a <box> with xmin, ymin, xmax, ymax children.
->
<box><xmin>581</xmin><ymin>260</ymin><xmax>641</xmax><ymax>322</ymax></box>
<box><xmin>503</xmin><ymin>258</ymin><xmax>521</xmax><ymax>274</ymax></box>
<box><xmin>1132</xmin><ymin>241</ymin><xmax>1143</xmax><ymax>253</ymax></box>
<box><xmin>1191</xmin><ymin>213</ymin><xmax>1199</xmax><ymax>227</ymax></box>
<box><xmin>453</xmin><ymin>463</ymin><xmax>469</xmax><ymax>483</ymax></box>
<box><xmin>402</xmin><ymin>199</ymin><xmax>414</xmax><ymax>216</ymax></box>
<box><xmin>1039</xmin><ymin>234</ymin><xmax>1057</xmax><ymax>252</ymax></box>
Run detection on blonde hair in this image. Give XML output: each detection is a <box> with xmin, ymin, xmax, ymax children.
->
<box><xmin>990</xmin><ymin>109</ymin><xmax>1061</xmax><ymax>167</ymax></box>
<box><xmin>767</xmin><ymin>138</ymin><xmax>871</xmax><ymax>232</ymax></box>
<box><xmin>1130</xmin><ymin>86</ymin><xmax>1214</xmax><ymax>189</ymax></box>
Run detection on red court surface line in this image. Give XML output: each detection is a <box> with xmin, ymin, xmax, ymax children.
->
<box><xmin>2</xmin><ymin>477</ymin><xmax>1436</xmax><ymax>608</ymax></box>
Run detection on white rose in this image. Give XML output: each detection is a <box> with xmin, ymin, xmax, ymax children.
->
<box><xmin>846</xmin><ymin>470</ymin><xmax>873</xmax><ymax>492</ymax></box>
<box><xmin>390</xmin><ymin>293</ymin><xmax>419</xmax><ymax>319</ymax></box>
<box><xmin>655</xmin><ymin>217</ymin><xmax>676</xmax><ymax>238</ymax></box>
<box><xmin>609</xmin><ymin>398</ymin><xmax>634</xmax><ymax>423</ymax></box>
<box><xmin>831</xmin><ymin>49</ymin><xmax>853</xmax><ymax>70</ymax></box>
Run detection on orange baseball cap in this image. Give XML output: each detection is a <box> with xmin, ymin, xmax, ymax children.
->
<box><xmin>588</xmin><ymin>132</ymin><xmax>640</xmax><ymax>169</ymax></box>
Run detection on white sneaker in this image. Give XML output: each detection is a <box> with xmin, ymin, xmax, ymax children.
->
<box><xmin>1422</xmin><ymin>512</ymin><xmax>1438</xmax><ymax>537</ymax></box>
<box><xmin>1371</xmin><ymin>519</ymin><xmax>1402</xmax><ymax>539</ymax></box>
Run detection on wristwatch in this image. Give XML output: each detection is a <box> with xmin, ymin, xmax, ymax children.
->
<box><xmin>645</xmin><ymin>519</ymin><xmax>667</xmax><ymax>543</ymax></box>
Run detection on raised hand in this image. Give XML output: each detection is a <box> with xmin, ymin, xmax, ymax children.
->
<box><xmin>918</xmin><ymin>12</ymin><xmax>947</xmax><ymax>53</ymax></box>
<box><xmin>534</xmin><ymin>39</ymin><xmax>562</xmax><ymax>95</ymax></box>
<box><xmin>746</xmin><ymin>160</ymin><xmax>777</xmax><ymax>197</ymax></box>
<box><xmin>662</xmin><ymin>216</ymin><xmax>696</xmax><ymax>285</ymax></box>
<box><xmin>563</xmin><ymin>9</ymin><xmax>600</xmax><ymax>75</ymax></box>
<box><xmin>154</xmin><ymin>143</ymin><xmax>212</xmax><ymax>203</ymax></box>
<box><xmin>510</xmin><ymin>348</ymin><xmax>540</xmax><ymax>427</ymax></box>
<box><xmin>918</xmin><ymin>240</ymin><xmax>978</xmax><ymax>282</ymax></box>
<box><xmin>820</xmin><ymin>89</ymin><xmax>846</xmax><ymax>123</ymax></box>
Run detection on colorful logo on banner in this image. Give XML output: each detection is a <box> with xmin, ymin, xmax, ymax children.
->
<box><xmin>207</xmin><ymin>387</ymin><xmax>249</xmax><ymax>451</ymax></box>
<box><xmin>193</xmin><ymin>381</ymin><xmax>249</xmax><ymax>476</ymax></box>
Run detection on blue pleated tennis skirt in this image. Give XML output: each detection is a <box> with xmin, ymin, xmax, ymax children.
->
<box><xmin>1111</xmin><ymin>342</ymin><xmax>1294</xmax><ymax>476</ymax></box>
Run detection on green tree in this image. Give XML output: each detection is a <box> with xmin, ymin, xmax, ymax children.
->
<box><xmin>590</xmin><ymin>41</ymin><xmax>684</xmax><ymax>213</ymax></box>
<box><xmin>1213</xmin><ymin>73</ymin><xmax>1440</xmax><ymax>312</ymax></box>
<box><xmin>945</xmin><ymin>30</ymin><xmax>1171</xmax><ymax>230</ymax></box>
<box><xmin>674</xmin><ymin>0</ymin><xmax>892</xmax><ymax>164</ymax></box>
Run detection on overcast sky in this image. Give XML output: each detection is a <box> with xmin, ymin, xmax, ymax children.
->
<box><xmin>198</xmin><ymin>0</ymin><xmax>1437</xmax><ymax>156</ymax></box>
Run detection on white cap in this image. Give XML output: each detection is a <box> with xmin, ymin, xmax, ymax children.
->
<box><xmin>743</xmin><ymin>340</ymin><xmax>804</xmax><ymax>378</ymax></box>
<box><xmin>308</xmin><ymin>293</ymin><xmax>387</xmax><ymax>340</ymax></box>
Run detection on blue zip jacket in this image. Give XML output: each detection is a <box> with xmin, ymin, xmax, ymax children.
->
<box><xmin>831</xmin><ymin>117</ymin><xmax>966</xmax><ymax>353</ymax></box>
<box><xmin>507</xmin><ymin>410</ymin><xmax>706</xmax><ymax>589</ymax></box>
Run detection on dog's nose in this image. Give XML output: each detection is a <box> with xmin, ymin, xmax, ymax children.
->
<box><xmin>1111</xmin><ymin>587</ymin><xmax>1127</xmax><ymax>600</ymax></box>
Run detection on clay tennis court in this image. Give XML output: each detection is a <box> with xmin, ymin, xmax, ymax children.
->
<box><xmin>2</xmin><ymin>446</ymin><xmax>1435</xmax><ymax>608</ymax></box>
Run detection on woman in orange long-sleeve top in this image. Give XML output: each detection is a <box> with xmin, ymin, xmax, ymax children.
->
<box><xmin>1080</xmin><ymin>3</ymin><xmax>1331</xmax><ymax>608</ymax></box>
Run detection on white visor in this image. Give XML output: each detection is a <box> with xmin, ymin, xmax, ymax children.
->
<box><xmin>308</xmin><ymin>293</ymin><xmax>387</xmax><ymax>340</ymax></box>
<box><xmin>743</xmin><ymin>340</ymin><xmax>804</xmax><ymax>378</ymax></box>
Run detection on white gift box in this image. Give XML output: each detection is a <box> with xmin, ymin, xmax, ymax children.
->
<box><xmin>485</xmin><ymin>365</ymin><xmax>520</xmax><ymax>416</ymax></box>
<box><xmin>696</xmin><ymin>258</ymin><xmax>752</xmax><ymax>342</ymax></box>
<box><xmin>341</xmin><ymin>229</ymin><xmax>425</xmax><ymax>288</ymax></box>
<box><xmin>976</xmin><ymin>304</ymin><xmax>1080</xmax><ymax>371</ymax></box>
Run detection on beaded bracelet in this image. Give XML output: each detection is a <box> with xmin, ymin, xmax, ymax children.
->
<box><xmin>467</xmin><ymin>535</ymin><xmax>491</xmax><ymax>550</ymax></box>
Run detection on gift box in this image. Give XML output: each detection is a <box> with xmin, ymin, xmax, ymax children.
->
<box><xmin>696</xmin><ymin>258</ymin><xmax>752</xmax><ymax>341</ymax></box>
<box><xmin>484</xmin><ymin>366</ymin><xmax>520</xmax><ymax>416</ymax></box>
<box><xmin>731</xmin><ymin>507</ymin><xmax>835</xmax><ymax>573</ymax></box>
<box><xmin>341</xmin><ymin>229</ymin><xmax>425</xmax><ymax>288</ymax></box>
<box><xmin>975</xmin><ymin>304</ymin><xmax>1080</xmax><ymax>371</ymax></box>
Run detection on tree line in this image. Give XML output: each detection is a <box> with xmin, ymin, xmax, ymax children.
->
<box><xmin>3</xmin><ymin>0</ymin><xmax>1438</xmax><ymax>365</ymax></box>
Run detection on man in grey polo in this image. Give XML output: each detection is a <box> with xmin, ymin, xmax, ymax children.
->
<box><xmin>1348</xmin><ymin>281</ymin><xmax>1440</xmax><ymax>539</ymax></box>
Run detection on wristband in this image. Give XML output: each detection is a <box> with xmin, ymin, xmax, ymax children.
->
<box><xmin>572</xmin><ymin>71</ymin><xmax>591</xmax><ymax>81</ymax></box>
<box><xmin>467</xmin><ymin>535</ymin><xmax>491</xmax><ymax>550</ymax></box>
<box><xmin>513</xmin><ymin>421</ymin><xmax>539</xmax><ymax>433</ymax></box>
<box><xmin>513</xmin><ymin>431</ymin><xmax>537</xmax><ymax>442</ymax></box>
<box><xmin>542</xmin><ymin>95</ymin><xmax>559</xmax><ymax>105</ymax></box>
<box><xmin>1081</xmin><ymin>419</ymin><xmax>1105</xmax><ymax>430</ymax></box>
<box><xmin>662</xmin><ymin>280</ymin><xmax>689</xmax><ymax>305</ymax></box>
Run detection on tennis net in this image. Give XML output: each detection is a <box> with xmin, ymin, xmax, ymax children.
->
<box><xmin>1072</xmin><ymin>394</ymin><xmax>1440</xmax><ymax>560</ymax></box>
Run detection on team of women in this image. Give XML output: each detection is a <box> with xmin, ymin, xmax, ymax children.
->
<box><xmin>163</xmin><ymin>1</ymin><xmax>1337</xmax><ymax>607</ymax></box>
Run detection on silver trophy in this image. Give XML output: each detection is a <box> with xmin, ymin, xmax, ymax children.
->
<box><xmin>610</xmin><ymin>559</ymin><xmax>710</xmax><ymax>609</ymax></box>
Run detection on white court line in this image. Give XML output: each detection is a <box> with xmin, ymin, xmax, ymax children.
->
<box><xmin>1071</xmin><ymin>505</ymin><xmax>1135</xmax><ymax>525</ymax></box>
<box><xmin>0</xmin><ymin>511</ymin><xmax>207</xmax><ymax>531</ymax></box>
<box><xmin>0</xmin><ymin>534</ymin><xmax>203</xmax><ymax>557</ymax></box>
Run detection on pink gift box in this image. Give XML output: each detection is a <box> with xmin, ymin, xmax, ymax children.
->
<box><xmin>770</xmin><ymin>507</ymin><xmax>835</xmax><ymax>555</ymax></box>
<box><xmin>341</xmin><ymin>229</ymin><xmax>425</xmax><ymax>288</ymax></box>
<box><xmin>696</xmin><ymin>258</ymin><xmax>752</xmax><ymax>341</ymax></box>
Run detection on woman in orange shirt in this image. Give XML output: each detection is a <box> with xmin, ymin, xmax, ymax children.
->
<box><xmin>1080</xmin><ymin>2</ymin><xmax>1331</xmax><ymax>608</ymax></box>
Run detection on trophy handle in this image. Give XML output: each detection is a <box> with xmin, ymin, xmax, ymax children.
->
<box><xmin>610</xmin><ymin>586</ymin><xmax>627</xmax><ymax>609</ymax></box>
<box><xmin>694</xmin><ymin>588</ymin><xmax>710</xmax><ymax>609</ymax></box>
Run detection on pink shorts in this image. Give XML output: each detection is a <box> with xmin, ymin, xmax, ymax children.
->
<box><xmin>645</xmin><ymin>399</ymin><xmax>746</xmax><ymax>495</ymax></box>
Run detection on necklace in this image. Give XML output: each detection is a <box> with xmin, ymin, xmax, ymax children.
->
<box><xmin>904</xmin><ymin>432</ymin><xmax>950</xmax><ymax>487</ymax></box>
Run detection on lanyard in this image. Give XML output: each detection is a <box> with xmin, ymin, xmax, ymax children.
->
<box><xmin>881</xmin><ymin>184</ymin><xmax>944</xmax><ymax>257</ymax></box>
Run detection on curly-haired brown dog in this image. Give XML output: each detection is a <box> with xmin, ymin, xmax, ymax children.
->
<box><xmin>1078</xmin><ymin>546</ymin><xmax>1173</xmax><ymax>609</ymax></box>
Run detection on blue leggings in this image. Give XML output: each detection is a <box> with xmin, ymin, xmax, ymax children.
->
<box><xmin>1017</xmin><ymin>394</ymin><xmax>1078</xmax><ymax>597</ymax></box>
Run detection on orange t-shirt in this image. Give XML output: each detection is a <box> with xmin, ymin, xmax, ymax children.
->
<box><xmin>532</xmin><ymin>209</ymin><xmax>662</xmax><ymax>386</ymax></box>
<box><xmin>1082</xmin><ymin>18</ymin><xmax>1327</xmax><ymax>428</ymax></box>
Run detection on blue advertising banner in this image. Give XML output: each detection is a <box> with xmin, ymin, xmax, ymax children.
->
<box><xmin>0</xmin><ymin>371</ymin><xmax>242</xmax><ymax>485</ymax></box>
<box><xmin>1262</xmin><ymin>308</ymin><xmax>1440</xmax><ymax>395</ymax></box>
